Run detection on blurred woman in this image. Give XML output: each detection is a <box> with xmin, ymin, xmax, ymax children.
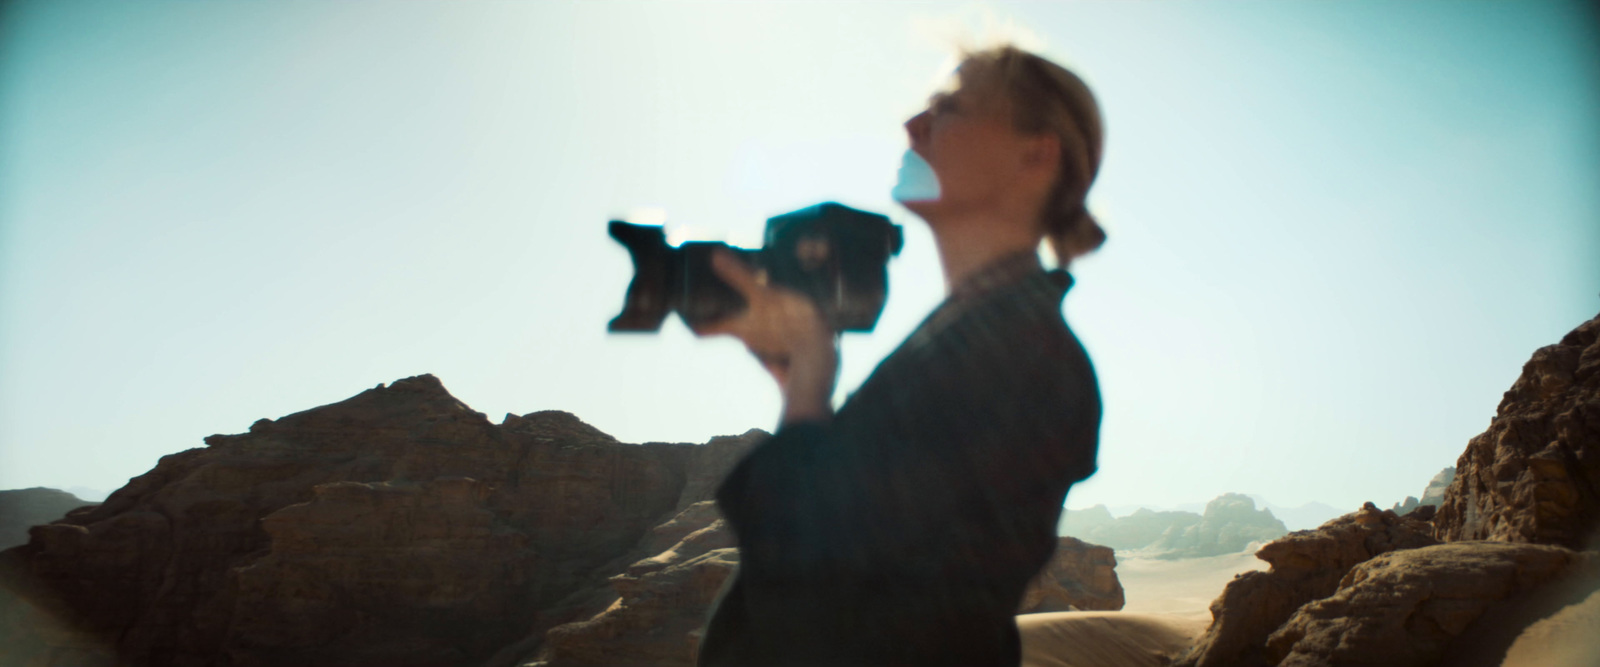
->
<box><xmin>698</xmin><ymin>44</ymin><xmax>1108</xmax><ymax>667</ymax></box>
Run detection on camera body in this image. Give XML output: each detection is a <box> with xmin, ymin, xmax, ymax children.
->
<box><xmin>608</xmin><ymin>202</ymin><xmax>904</xmax><ymax>334</ymax></box>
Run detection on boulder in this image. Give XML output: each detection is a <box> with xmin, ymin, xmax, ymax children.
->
<box><xmin>1019</xmin><ymin>536</ymin><xmax>1126</xmax><ymax>613</ymax></box>
<box><xmin>1172</xmin><ymin>503</ymin><xmax>1437</xmax><ymax>667</ymax></box>
<box><xmin>1265</xmin><ymin>542</ymin><xmax>1590</xmax><ymax>667</ymax></box>
<box><xmin>1434</xmin><ymin>312</ymin><xmax>1600</xmax><ymax>547</ymax></box>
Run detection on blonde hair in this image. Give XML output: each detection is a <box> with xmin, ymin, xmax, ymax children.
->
<box><xmin>956</xmin><ymin>45</ymin><xmax>1106</xmax><ymax>265</ymax></box>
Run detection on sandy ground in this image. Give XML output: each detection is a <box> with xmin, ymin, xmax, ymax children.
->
<box><xmin>1499</xmin><ymin>585</ymin><xmax>1600</xmax><ymax>667</ymax></box>
<box><xmin>1115</xmin><ymin>551</ymin><xmax>1268</xmax><ymax>621</ymax></box>
<box><xmin>1016</xmin><ymin>551</ymin><xmax>1267</xmax><ymax>666</ymax></box>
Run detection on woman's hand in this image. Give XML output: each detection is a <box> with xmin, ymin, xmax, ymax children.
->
<box><xmin>695</xmin><ymin>250</ymin><xmax>839</xmax><ymax>425</ymax></box>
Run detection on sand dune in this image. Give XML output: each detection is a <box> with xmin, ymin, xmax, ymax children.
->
<box><xmin>1019</xmin><ymin>612</ymin><xmax>1205</xmax><ymax>667</ymax></box>
<box><xmin>1015</xmin><ymin>550</ymin><xmax>1266</xmax><ymax>666</ymax></box>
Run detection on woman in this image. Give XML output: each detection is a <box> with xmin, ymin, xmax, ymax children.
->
<box><xmin>696</xmin><ymin>44</ymin><xmax>1107</xmax><ymax>667</ymax></box>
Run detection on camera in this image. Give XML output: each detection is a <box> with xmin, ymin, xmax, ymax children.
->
<box><xmin>608</xmin><ymin>202</ymin><xmax>904</xmax><ymax>334</ymax></box>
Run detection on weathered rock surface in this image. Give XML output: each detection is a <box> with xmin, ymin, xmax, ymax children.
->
<box><xmin>535</xmin><ymin>502</ymin><xmax>737</xmax><ymax>667</ymax></box>
<box><xmin>530</xmin><ymin>510</ymin><xmax>1125</xmax><ymax>666</ymax></box>
<box><xmin>1435</xmin><ymin>312</ymin><xmax>1600</xmax><ymax>547</ymax></box>
<box><xmin>0</xmin><ymin>488</ymin><xmax>97</xmax><ymax>550</ymax></box>
<box><xmin>1265</xmin><ymin>542</ymin><xmax>1589</xmax><ymax>667</ymax></box>
<box><xmin>0</xmin><ymin>375</ymin><xmax>762</xmax><ymax>667</ymax></box>
<box><xmin>1173</xmin><ymin>502</ymin><xmax>1437</xmax><ymax>667</ymax></box>
<box><xmin>1019</xmin><ymin>537</ymin><xmax>1126</xmax><ymax>614</ymax></box>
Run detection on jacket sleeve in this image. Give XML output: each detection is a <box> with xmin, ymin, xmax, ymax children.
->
<box><xmin>715</xmin><ymin>305</ymin><xmax>1100</xmax><ymax>580</ymax></box>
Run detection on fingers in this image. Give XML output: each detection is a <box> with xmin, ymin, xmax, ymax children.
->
<box><xmin>711</xmin><ymin>250</ymin><xmax>767</xmax><ymax>298</ymax></box>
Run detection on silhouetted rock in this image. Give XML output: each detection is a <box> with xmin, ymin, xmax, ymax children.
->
<box><xmin>0</xmin><ymin>375</ymin><xmax>760</xmax><ymax>667</ymax></box>
<box><xmin>0</xmin><ymin>488</ymin><xmax>96</xmax><ymax>550</ymax></box>
<box><xmin>1435</xmin><ymin>313</ymin><xmax>1600</xmax><ymax>547</ymax></box>
<box><xmin>1173</xmin><ymin>503</ymin><xmax>1437</xmax><ymax>667</ymax></box>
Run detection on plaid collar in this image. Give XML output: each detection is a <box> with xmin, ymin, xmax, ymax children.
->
<box><xmin>947</xmin><ymin>251</ymin><xmax>1073</xmax><ymax>303</ymax></box>
<box><xmin>904</xmin><ymin>251</ymin><xmax>1073</xmax><ymax>348</ymax></box>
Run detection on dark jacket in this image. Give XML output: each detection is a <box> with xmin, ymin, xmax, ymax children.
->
<box><xmin>698</xmin><ymin>252</ymin><xmax>1102</xmax><ymax>667</ymax></box>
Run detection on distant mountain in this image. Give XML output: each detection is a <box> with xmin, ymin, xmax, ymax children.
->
<box><xmin>1061</xmin><ymin>493</ymin><xmax>1290</xmax><ymax>558</ymax></box>
<box><xmin>0</xmin><ymin>487</ymin><xmax>98</xmax><ymax>549</ymax></box>
<box><xmin>1246</xmin><ymin>496</ymin><xmax>1345</xmax><ymax>531</ymax></box>
<box><xmin>1390</xmin><ymin>467</ymin><xmax>1455</xmax><ymax>515</ymax></box>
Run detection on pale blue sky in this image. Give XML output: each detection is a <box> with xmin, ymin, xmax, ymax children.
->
<box><xmin>1</xmin><ymin>1</ymin><xmax>1596</xmax><ymax>513</ymax></box>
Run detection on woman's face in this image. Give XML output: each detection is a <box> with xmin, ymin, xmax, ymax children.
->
<box><xmin>900</xmin><ymin>68</ymin><xmax>1043</xmax><ymax>224</ymax></box>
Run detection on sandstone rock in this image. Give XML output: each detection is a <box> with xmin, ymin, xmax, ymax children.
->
<box><xmin>1</xmin><ymin>375</ymin><xmax>760</xmax><ymax>667</ymax></box>
<box><xmin>1265</xmin><ymin>542</ymin><xmax>1588</xmax><ymax>667</ymax></box>
<box><xmin>0</xmin><ymin>488</ymin><xmax>97</xmax><ymax>550</ymax></box>
<box><xmin>1435</xmin><ymin>312</ymin><xmax>1600</xmax><ymax>548</ymax></box>
<box><xmin>537</xmin><ymin>503</ymin><xmax>738</xmax><ymax>667</ymax></box>
<box><xmin>531</xmin><ymin>508</ymin><xmax>1125</xmax><ymax>666</ymax></box>
<box><xmin>1173</xmin><ymin>502</ymin><xmax>1437</xmax><ymax>667</ymax></box>
<box><xmin>1019</xmin><ymin>536</ymin><xmax>1126</xmax><ymax>613</ymax></box>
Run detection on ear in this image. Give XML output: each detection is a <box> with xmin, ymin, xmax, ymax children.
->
<box><xmin>1019</xmin><ymin>133</ymin><xmax>1061</xmax><ymax>178</ymax></box>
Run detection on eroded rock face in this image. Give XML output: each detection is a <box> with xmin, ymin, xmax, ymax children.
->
<box><xmin>1018</xmin><ymin>536</ymin><xmax>1125</xmax><ymax>613</ymax></box>
<box><xmin>1435</xmin><ymin>313</ymin><xmax>1600</xmax><ymax>547</ymax></box>
<box><xmin>533</xmin><ymin>508</ymin><xmax>1126</xmax><ymax>667</ymax></box>
<box><xmin>1173</xmin><ymin>503</ymin><xmax>1437</xmax><ymax>667</ymax></box>
<box><xmin>0</xmin><ymin>375</ymin><xmax>761</xmax><ymax>667</ymax></box>
<box><xmin>538</xmin><ymin>502</ymin><xmax>737</xmax><ymax>667</ymax></box>
<box><xmin>1265</xmin><ymin>542</ymin><xmax>1589</xmax><ymax>667</ymax></box>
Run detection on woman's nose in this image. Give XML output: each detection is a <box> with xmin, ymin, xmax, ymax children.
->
<box><xmin>904</xmin><ymin>111</ymin><xmax>930</xmax><ymax>145</ymax></box>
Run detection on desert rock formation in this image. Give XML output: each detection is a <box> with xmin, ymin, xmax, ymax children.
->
<box><xmin>1179</xmin><ymin>312</ymin><xmax>1600</xmax><ymax>667</ymax></box>
<box><xmin>0</xmin><ymin>376</ymin><xmax>761</xmax><ymax>667</ymax></box>
<box><xmin>528</xmin><ymin>509</ymin><xmax>1125</xmax><ymax>667</ymax></box>
<box><xmin>1172</xmin><ymin>502</ymin><xmax>1438</xmax><ymax>667</ymax></box>
<box><xmin>2</xmin><ymin>375</ymin><xmax>1125</xmax><ymax>667</ymax></box>
<box><xmin>1265</xmin><ymin>542</ymin><xmax>1590</xmax><ymax>667</ymax></box>
<box><xmin>0</xmin><ymin>488</ymin><xmax>97</xmax><ymax>550</ymax></box>
<box><xmin>1435</xmin><ymin>313</ymin><xmax>1600</xmax><ymax>547</ymax></box>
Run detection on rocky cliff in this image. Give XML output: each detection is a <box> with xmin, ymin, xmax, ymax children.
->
<box><xmin>1178</xmin><ymin>312</ymin><xmax>1600</xmax><ymax>667</ymax></box>
<box><xmin>0</xmin><ymin>376</ymin><xmax>761</xmax><ymax>667</ymax></box>
<box><xmin>1435</xmin><ymin>313</ymin><xmax>1600</xmax><ymax>547</ymax></box>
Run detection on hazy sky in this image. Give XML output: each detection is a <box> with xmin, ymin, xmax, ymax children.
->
<box><xmin>2</xmin><ymin>1</ymin><xmax>1596</xmax><ymax>513</ymax></box>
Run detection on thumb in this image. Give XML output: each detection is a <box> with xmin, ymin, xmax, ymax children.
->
<box><xmin>711</xmin><ymin>249</ymin><xmax>766</xmax><ymax>298</ymax></box>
